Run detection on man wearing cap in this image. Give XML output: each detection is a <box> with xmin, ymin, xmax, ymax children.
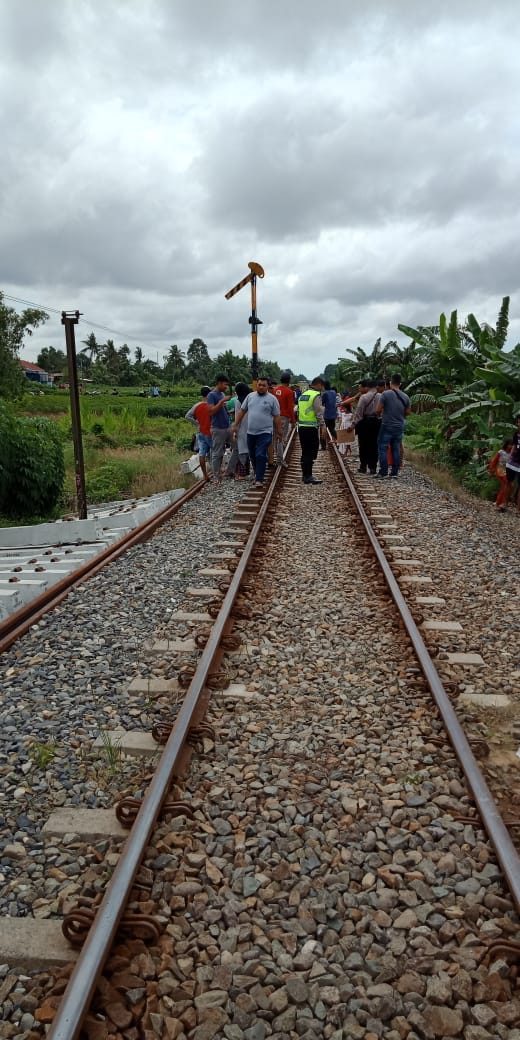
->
<box><xmin>184</xmin><ymin>385</ymin><xmax>212</xmax><ymax>479</ymax></box>
<box><xmin>297</xmin><ymin>377</ymin><xmax>325</xmax><ymax>484</ymax></box>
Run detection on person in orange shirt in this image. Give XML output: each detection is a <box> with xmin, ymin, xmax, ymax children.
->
<box><xmin>488</xmin><ymin>438</ymin><xmax>514</xmax><ymax>511</ymax></box>
<box><xmin>273</xmin><ymin>371</ymin><xmax>296</xmax><ymax>467</ymax></box>
<box><xmin>184</xmin><ymin>386</ymin><xmax>212</xmax><ymax>479</ymax></box>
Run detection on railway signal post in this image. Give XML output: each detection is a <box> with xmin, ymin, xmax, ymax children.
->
<box><xmin>225</xmin><ymin>261</ymin><xmax>265</xmax><ymax>387</ymax></box>
<box><xmin>61</xmin><ymin>310</ymin><xmax>87</xmax><ymax>520</ymax></box>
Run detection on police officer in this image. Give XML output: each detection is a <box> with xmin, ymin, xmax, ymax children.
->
<box><xmin>297</xmin><ymin>377</ymin><xmax>325</xmax><ymax>484</ymax></box>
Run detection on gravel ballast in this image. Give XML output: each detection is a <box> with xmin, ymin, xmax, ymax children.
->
<box><xmin>1</xmin><ymin>455</ymin><xmax>519</xmax><ymax>1038</ymax></box>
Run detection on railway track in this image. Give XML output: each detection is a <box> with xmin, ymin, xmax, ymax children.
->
<box><xmin>1</xmin><ymin>435</ymin><xmax>520</xmax><ymax>1039</ymax></box>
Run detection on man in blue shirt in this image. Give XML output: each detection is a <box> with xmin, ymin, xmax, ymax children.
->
<box><xmin>233</xmin><ymin>377</ymin><xmax>282</xmax><ymax>487</ymax></box>
<box><xmin>376</xmin><ymin>373</ymin><xmax>411</xmax><ymax>477</ymax></box>
<box><xmin>321</xmin><ymin>380</ymin><xmax>338</xmax><ymax>446</ymax></box>
<box><xmin>207</xmin><ymin>374</ymin><xmax>231</xmax><ymax>481</ymax></box>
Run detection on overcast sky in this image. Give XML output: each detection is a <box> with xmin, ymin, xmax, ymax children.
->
<box><xmin>2</xmin><ymin>0</ymin><xmax>519</xmax><ymax>376</ymax></box>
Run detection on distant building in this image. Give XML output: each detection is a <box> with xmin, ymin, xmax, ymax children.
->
<box><xmin>20</xmin><ymin>360</ymin><xmax>52</xmax><ymax>384</ymax></box>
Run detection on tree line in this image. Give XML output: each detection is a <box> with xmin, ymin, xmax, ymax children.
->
<box><xmin>48</xmin><ymin>335</ymin><xmax>298</xmax><ymax>387</ymax></box>
<box><xmin>0</xmin><ymin>293</ymin><xmax>308</xmax><ymax>397</ymax></box>
<box><xmin>35</xmin><ymin>335</ymin><xmax>310</xmax><ymax>391</ymax></box>
<box><xmin>2</xmin><ymin>288</ymin><xmax>520</xmax><ymax>463</ymax></box>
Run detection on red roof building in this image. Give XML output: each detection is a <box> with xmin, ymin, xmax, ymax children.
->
<box><xmin>20</xmin><ymin>360</ymin><xmax>51</xmax><ymax>383</ymax></box>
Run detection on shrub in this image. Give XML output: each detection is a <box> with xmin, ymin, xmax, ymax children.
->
<box><xmin>446</xmin><ymin>438</ymin><xmax>473</xmax><ymax>467</ymax></box>
<box><xmin>0</xmin><ymin>405</ymin><xmax>14</xmax><ymax>506</ymax></box>
<box><xmin>133</xmin><ymin>435</ymin><xmax>156</xmax><ymax>446</ymax></box>
<box><xmin>176</xmin><ymin>434</ymin><xmax>196</xmax><ymax>451</ymax></box>
<box><xmin>87</xmin><ymin>462</ymin><xmax>135</xmax><ymax>503</ymax></box>
<box><xmin>0</xmin><ymin>403</ymin><xmax>65</xmax><ymax>518</ymax></box>
<box><xmin>146</xmin><ymin>402</ymin><xmax>193</xmax><ymax>419</ymax></box>
<box><xmin>460</xmin><ymin>464</ymin><xmax>497</xmax><ymax>501</ymax></box>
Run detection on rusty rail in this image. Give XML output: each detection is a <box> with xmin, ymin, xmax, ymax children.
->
<box><xmin>0</xmin><ymin>479</ymin><xmax>206</xmax><ymax>654</ymax></box>
<box><xmin>330</xmin><ymin>443</ymin><xmax>520</xmax><ymax>916</ymax></box>
<box><xmin>47</xmin><ymin>433</ymin><xmax>294</xmax><ymax>1040</ymax></box>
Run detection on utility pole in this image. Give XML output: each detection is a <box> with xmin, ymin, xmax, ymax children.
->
<box><xmin>61</xmin><ymin>310</ymin><xmax>87</xmax><ymax>519</ymax></box>
<box><xmin>225</xmin><ymin>261</ymin><xmax>264</xmax><ymax>388</ymax></box>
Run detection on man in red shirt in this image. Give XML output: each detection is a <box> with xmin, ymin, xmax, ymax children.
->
<box><xmin>184</xmin><ymin>386</ymin><xmax>212</xmax><ymax>479</ymax></box>
<box><xmin>273</xmin><ymin>371</ymin><xmax>296</xmax><ymax>467</ymax></box>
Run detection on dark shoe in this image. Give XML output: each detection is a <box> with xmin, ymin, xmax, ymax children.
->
<box><xmin>357</xmin><ymin>466</ymin><xmax>367</xmax><ymax>473</ymax></box>
<box><xmin>369</xmin><ymin>469</ymin><xmax>376</xmax><ymax>475</ymax></box>
<box><xmin>374</xmin><ymin>473</ymin><xmax>387</xmax><ymax>478</ymax></box>
<box><xmin>303</xmin><ymin>476</ymin><xmax>322</xmax><ymax>484</ymax></box>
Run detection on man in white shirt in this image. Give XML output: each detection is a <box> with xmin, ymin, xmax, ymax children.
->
<box><xmin>233</xmin><ymin>377</ymin><xmax>282</xmax><ymax>487</ymax></box>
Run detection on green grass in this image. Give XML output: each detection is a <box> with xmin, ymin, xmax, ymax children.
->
<box><xmin>6</xmin><ymin>386</ymin><xmax>201</xmax><ymax>517</ymax></box>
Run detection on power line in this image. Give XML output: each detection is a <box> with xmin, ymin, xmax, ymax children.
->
<box><xmin>2</xmin><ymin>292</ymin><xmax>62</xmax><ymax>316</ymax></box>
<box><xmin>1</xmin><ymin>291</ymin><xmax>171</xmax><ymax>354</ymax></box>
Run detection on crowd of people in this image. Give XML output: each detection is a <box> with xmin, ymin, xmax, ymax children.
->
<box><xmin>185</xmin><ymin>372</ymin><xmax>520</xmax><ymax>510</ymax></box>
<box><xmin>185</xmin><ymin>372</ymin><xmax>298</xmax><ymax>486</ymax></box>
<box><xmin>184</xmin><ymin>370</ymin><xmax>412</xmax><ymax>486</ymax></box>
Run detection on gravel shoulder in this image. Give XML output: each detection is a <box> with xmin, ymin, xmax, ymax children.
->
<box><xmin>1</xmin><ymin>457</ymin><xmax>520</xmax><ymax>1039</ymax></box>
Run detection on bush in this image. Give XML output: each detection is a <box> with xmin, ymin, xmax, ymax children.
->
<box><xmin>0</xmin><ymin>403</ymin><xmax>65</xmax><ymax>518</ymax></box>
<box><xmin>404</xmin><ymin>410</ymin><xmax>444</xmax><ymax>452</ymax></box>
<box><xmin>146</xmin><ymin>402</ymin><xmax>193</xmax><ymax>419</ymax></box>
<box><xmin>446</xmin><ymin>438</ymin><xmax>473</xmax><ymax>467</ymax></box>
<box><xmin>133</xmin><ymin>435</ymin><xmax>156</xmax><ymax>446</ymax></box>
<box><xmin>460</xmin><ymin>464</ymin><xmax>498</xmax><ymax>501</ymax></box>
<box><xmin>86</xmin><ymin>462</ymin><xmax>135</xmax><ymax>502</ymax></box>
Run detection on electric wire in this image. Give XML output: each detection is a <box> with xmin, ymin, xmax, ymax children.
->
<box><xmin>1</xmin><ymin>292</ymin><xmax>172</xmax><ymax>355</ymax></box>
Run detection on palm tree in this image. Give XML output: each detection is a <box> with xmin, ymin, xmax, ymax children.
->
<box><xmin>163</xmin><ymin>344</ymin><xmax>186</xmax><ymax>383</ymax></box>
<box><xmin>80</xmin><ymin>332</ymin><xmax>100</xmax><ymax>365</ymax></box>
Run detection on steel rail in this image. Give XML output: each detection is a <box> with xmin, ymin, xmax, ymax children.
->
<box><xmin>331</xmin><ymin>443</ymin><xmax>520</xmax><ymax>915</ymax></box>
<box><xmin>0</xmin><ymin>479</ymin><xmax>206</xmax><ymax>654</ymax></box>
<box><xmin>47</xmin><ymin>432</ymin><xmax>294</xmax><ymax>1040</ymax></box>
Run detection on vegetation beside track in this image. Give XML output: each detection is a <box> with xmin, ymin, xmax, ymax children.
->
<box><xmin>1</xmin><ymin>388</ymin><xmax>201</xmax><ymax>521</ymax></box>
<box><xmin>404</xmin><ymin>412</ymin><xmax>498</xmax><ymax>501</ymax></box>
<box><xmin>336</xmin><ymin>296</ymin><xmax>520</xmax><ymax>503</ymax></box>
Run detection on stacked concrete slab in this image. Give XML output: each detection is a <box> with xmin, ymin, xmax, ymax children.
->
<box><xmin>0</xmin><ymin>489</ymin><xmax>186</xmax><ymax>621</ymax></box>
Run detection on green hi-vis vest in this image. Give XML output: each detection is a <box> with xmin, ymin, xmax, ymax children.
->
<box><xmin>297</xmin><ymin>388</ymin><xmax>320</xmax><ymax>426</ymax></box>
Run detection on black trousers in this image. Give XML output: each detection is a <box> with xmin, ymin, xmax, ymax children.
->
<box><xmin>299</xmin><ymin>426</ymin><xmax>319</xmax><ymax>478</ymax></box>
<box><xmin>324</xmin><ymin>417</ymin><xmax>337</xmax><ymax>440</ymax></box>
<box><xmin>357</xmin><ymin>417</ymin><xmax>380</xmax><ymax>472</ymax></box>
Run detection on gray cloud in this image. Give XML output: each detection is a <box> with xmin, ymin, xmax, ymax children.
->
<box><xmin>2</xmin><ymin>0</ymin><xmax>520</xmax><ymax>376</ymax></box>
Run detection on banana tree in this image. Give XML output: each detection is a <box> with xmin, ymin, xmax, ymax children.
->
<box><xmin>336</xmin><ymin>337</ymin><xmax>396</xmax><ymax>386</ymax></box>
<box><xmin>398</xmin><ymin>310</ymin><xmax>476</xmax><ymax>398</ymax></box>
<box><xmin>441</xmin><ymin>353</ymin><xmax>520</xmax><ymax>453</ymax></box>
<box><xmin>463</xmin><ymin>295</ymin><xmax>510</xmax><ymax>357</ymax></box>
